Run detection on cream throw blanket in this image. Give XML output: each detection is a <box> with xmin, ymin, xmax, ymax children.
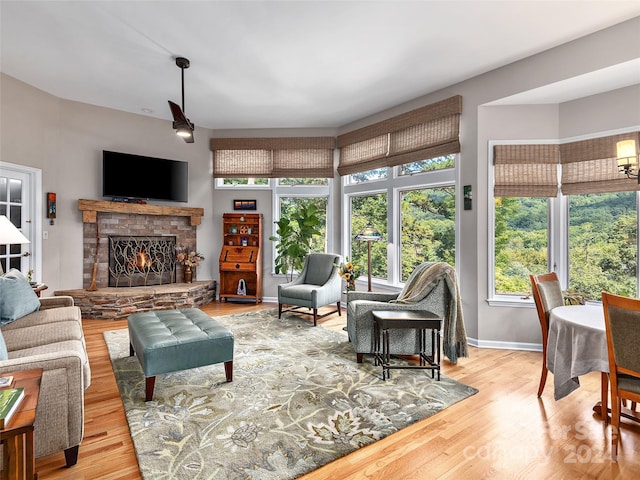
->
<box><xmin>390</xmin><ymin>262</ymin><xmax>468</xmax><ymax>363</ymax></box>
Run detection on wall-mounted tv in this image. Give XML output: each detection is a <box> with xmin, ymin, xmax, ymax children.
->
<box><xmin>102</xmin><ymin>150</ymin><xmax>188</xmax><ymax>203</ymax></box>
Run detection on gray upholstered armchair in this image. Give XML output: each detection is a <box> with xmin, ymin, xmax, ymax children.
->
<box><xmin>278</xmin><ymin>253</ymin><xmax>342</xmax><ymax>326</ymax></box>
<box><xmin>346</xmin><ymin>261</ymin><xmax>468</xmax><ymax>364</ymax></box>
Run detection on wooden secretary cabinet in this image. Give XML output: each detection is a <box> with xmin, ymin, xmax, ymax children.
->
<box><xmin>219</xmin><ymin>213</ymin><xmax>263</xmax><ymax>303</ymax></box>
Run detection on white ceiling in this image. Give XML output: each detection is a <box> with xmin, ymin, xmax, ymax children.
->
<box><xmin>1</xmin><ymin>1</ymin><xmax>639</xmax><ymax>130</ymax></box>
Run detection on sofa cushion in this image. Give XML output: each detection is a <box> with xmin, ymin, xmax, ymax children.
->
<box><xmin>0</xmin><ymin>269</ymin><xmax>40</xmax><ymax>325</ymax></box>
<box><xmin>2</xmin><ymin>320</ymin><xmax>84</xmax><ymax>352</ymax></box>
<box><xmin>1</xmin><ymin>305</ymin><xmax>82</xmax><ymax>331</ymax></box>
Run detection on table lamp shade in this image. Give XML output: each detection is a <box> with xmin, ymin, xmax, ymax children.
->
<box><xmin>0</xmin><ymin>215</ymin><xmax>30</xmax><ymax>274</ymax></box>
<box><xmin>0</xmin><ymin>215</ymin><xmax>30</xmax><ymax>245</ymax></box>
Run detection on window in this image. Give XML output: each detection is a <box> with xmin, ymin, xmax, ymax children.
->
<box><xmin>343</xmin><ymin>155</ymin><xmax>457</xmax><ymax>287</ymax></box>
<box><xmin>490</xmin><ymin>132</ymin><xmax>640</xmax><ymax>303</ymax></box>
<box><xmin>278</xmin><ymin>178</ymin><xmax>328</xmax><ymax>186</ymax></box>
<box><xmin>272</xmin><ymin>178</ymin><xmax>333</xmax><ymax>273</ymax></box>
<box><xmin>348</xmin><ymin>167</ymin><xmax>388</xmax><ymax>184</ymax></box>
<box><xmin>568</xmin><ymin>192</ymin><xmax>637</xmax><ymax>299</ymax></box>
<box><xmin>278</xmin><ymin>196</ymin><xmax>328</xmax><ymax>253</ymax></box>
<box><xmin>400</xmin><ymin>186</ymin><xmax>456</xmax><ymax>281</ymax></box>
<box><xmin>218</xmin><ymin>178</ymin><xmax>269</xmax><ymax>187</ymax></box>
<box><xmin>494</xmin><ymin>197</ymin><xmax>548</xmax><ymax>296</ymax></box>
<box><xmin>350</xmin><ymin>193</ymin><xmax>388</xmax><ymax>280</ymax></box>
<box><xmin>399</xmin><ymin>154</ymin><xmax>455</xmax><ymax>176</ymax></box>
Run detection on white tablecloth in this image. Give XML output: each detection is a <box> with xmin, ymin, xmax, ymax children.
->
<box><xmin>546</xmin><ymin>304</ymin><xmax>608</xmax><ymax>400</ymax></box>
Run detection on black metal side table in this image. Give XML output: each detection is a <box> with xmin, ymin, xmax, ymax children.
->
<box><xmin>372</xmin><ymin>310</ymin><xmax>443</xmax><ymax>381</ymax></box>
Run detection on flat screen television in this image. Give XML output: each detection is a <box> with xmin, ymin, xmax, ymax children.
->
<box><xmin>102</xmin><ymin>150</ymin><xmax>188</xmax><ymax>202</ymax></box>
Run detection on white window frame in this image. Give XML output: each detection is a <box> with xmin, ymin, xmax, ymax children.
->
<box><xmin>487</xmin><ymin>127</ymin><xmax>640</xmax><ymax>307</ymax></box>
<box><xmin>271</xmin><ymin>180</ymin><xmax>333</xmax><ymax>276</ymax></box>
<box><xmin>342</xmin><ymin>158</ymin><xmax>459</xmax><ymax>290</ymax></box>
<box><xmin>214</xmin><ymin>177</ymin><xmax>272</xmax><ymax>189</ymax></box>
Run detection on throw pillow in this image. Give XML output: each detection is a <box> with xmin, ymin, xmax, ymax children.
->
<box><xmin>0</xmin><ymin>330</ymin><xmax>7</xmax><ymax>361</ymax></box>
<box><xmin>0</xmin><ymin>269</ymin><xmax>40</xmax><ymax>326</ymax></box>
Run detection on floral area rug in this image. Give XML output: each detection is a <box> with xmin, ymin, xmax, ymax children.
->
<box><xmin>104</xmin><ymin>309</ymin><xmax>478</xmax><ymax>480</ymax></box>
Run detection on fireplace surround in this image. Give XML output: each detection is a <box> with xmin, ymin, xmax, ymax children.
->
<box><xmin>53</xmin><ymin>200</ymin><xmax>215</xmax><ymax>319</ymax></box>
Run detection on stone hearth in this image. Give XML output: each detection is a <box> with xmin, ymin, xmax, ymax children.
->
<box><xmin>56</xmin><ymin>281</ymin><xmax>217</xmax><ymax>320</ymax></box>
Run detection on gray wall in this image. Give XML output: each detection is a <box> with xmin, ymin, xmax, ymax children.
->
<box><xmin>1</xmin><ymin>17</ymin><xmax>639</xmax><ymax>349</ymax></box>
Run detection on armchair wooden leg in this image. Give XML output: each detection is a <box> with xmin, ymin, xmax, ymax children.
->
<box><xmin>278</xmin><ymin>303</ymin><xmax>283</xmax><ymax>318</ymax></box>
<box><xmin>357</xmin><ymin>353</ymin><xmax>363</xmax><ymax>363</ymax></box>
<box><xmin>64</xmin><ymin>445</ymin><xmax>79</xmax><ymax>467</ymax></box>
<box><xmin>337</xmin><ymin>302</ymin><xmax>341</xmax><ymax>316</ymax></box>
<box><xmin>313</xmin><ymin>308</ymin><xmax>318</xmax><ymax>326</ymax></box>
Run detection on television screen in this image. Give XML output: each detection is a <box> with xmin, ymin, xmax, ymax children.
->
<box><xmin>102</xmin><ymin>151</ymin><xmax>188</xmax><ymax>202</ymax></box>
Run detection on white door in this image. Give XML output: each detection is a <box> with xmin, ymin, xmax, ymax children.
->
<box><xmin>0</xmin><ymin>163</ymin><xmax>38</xmax><ymax>275</ymax></box>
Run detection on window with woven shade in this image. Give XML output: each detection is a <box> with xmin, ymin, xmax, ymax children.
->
<box><xmin>560</xmin><ymin>132</ymin><xmax>640</xmax><ymax>195</ymax></box>
<box><xmin>493</xmin><ymin>144</ymin><xmax>560</xmax><ymax>198</ymax></box>
<box><xmin>491</xmin><ymin>130</ymin><xmax>640</xmax><ymax>302</ymax></box>
<box><xmin>337</xmin><ymin>95</ymin><xmax>462</xmax><ymax>176</ymax></box>
<box><xmin>211</xmin><ymin>137</ymin><xmax>335</xmax><ymax>178</ymax></box>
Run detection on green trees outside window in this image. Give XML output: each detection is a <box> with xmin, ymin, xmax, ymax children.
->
<box><xmin>494</xmin><ymin>197</ymin><xmax>548</xmax><ymax>295</ymax></box>
<box><xmin>568</xmin><ymin>192</ymin><xmax>636</xmax><ymax>299</ymax></box>
<box><xmin>400</xmin><ymin>186</ymin><xmax>455</xmax><ymax>281</ymax></box>
<box><xmin>494</xmin><ymin>192</ymin><xmax>637</xmax><ymax>300</ymax></box>
<box><xmin>350</xmin><ymin>194</ymin><xmax>387</xmax><ymax>280</ymax></box>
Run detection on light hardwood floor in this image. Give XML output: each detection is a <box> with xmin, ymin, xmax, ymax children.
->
<box><xmin>35</xmin><ymin>301</ymin><xmax>639</xmax><ymax>479</ymax></box>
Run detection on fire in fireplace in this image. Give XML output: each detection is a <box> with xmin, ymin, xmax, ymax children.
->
<box><xmin>108</xmin><ymin>235</ymin><xmax>177</xmax><ymax>287</ymax></box>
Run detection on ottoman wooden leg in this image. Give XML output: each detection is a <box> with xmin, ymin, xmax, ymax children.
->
<box><xmin>145</xmin><ymin>376</ymin><xmax>156</xmax><ymax>402</ymax></box>
<box><xmin>224</xmin><ymin>361</ymin><xmax>233</xmax><ymax>382</ymax></box>
<box><xmin>130</xmin><ymin>343</ymin><xmax>134</xmax><ymax>356</ymax></box>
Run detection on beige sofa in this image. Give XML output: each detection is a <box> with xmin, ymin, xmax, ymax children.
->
<box><xmin>0</xmin><ymin>296</ymin><xmax>90</xmax><ymax>466</ymax></box>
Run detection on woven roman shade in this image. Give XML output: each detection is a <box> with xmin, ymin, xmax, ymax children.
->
<box><xmin>337</xmin><ymin>95</ymin><xmax>462</xmax><ymax>176</ymax></box>
<box><xmin>493</xmin><ymin>144</ymin><xmax>560</xmax><ymax>197</ymax></box>
<box><xmin>211</xmin><ymin>137</ymin><xmax>335</xmax><ymax>178</ymax></box>
<box><xmin>560</xmin><ymin>132</ymin><xmax>640</xmax><ymax>195</ymax></box>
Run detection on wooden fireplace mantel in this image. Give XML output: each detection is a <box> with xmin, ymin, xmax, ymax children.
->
<box><xmin>78</xmin><ymin>199</ymin><xmax>204</xmax><ymax>226</ymax></box>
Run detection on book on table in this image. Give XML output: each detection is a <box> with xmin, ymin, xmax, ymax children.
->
<box><xmin>0</xmin><ymin>387</ymin><xmax>25</xmax><ymax>429</ymax></box>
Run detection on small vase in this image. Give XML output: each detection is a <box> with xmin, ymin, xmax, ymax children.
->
<box><xmin>346</xmin><ymin>280</ymin><xmax>356</xmax><ymax>292</ymax></box>
<box><xmin>183</xmin><ymin>265</ymin><xmax>193</xmax><ymax>283</ymax></box>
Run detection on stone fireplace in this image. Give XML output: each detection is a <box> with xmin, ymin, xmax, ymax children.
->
<box><xmin>53</xmin><ymin>200</ymin><xmax>216</xmax><ymax>319</ymax></box>
<box><xmin>78</xmin><ymin>199</ymin><xmax>203</xmax><ymax>289</ymax></box>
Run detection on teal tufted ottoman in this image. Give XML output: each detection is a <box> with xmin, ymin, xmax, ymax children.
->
<box><xmin>127</xmin><ymin>308</ymin><xmax>234</xmax><ymax>401</ymax></box>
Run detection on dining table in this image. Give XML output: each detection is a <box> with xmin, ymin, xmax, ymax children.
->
<box><xmin>546</xmin><ymin>303</ymin><xmax>639</xmax><ymax>423</ymax></box>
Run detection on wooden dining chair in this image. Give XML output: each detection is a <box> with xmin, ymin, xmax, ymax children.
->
<box><xmin>601</xmin><ymin>291</ymin><xmax>640</xmax><ymax>462</ymax></box>
<box><xmin>530</xmin><ymin>272</ymin><xmax>564</xmax><ymax>397</ymax></box>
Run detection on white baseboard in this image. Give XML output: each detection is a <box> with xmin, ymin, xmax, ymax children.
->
<box><xmin>467</xmin><ymin>337</ymin><xmax>542</xmax><ymax>352</ymax></box>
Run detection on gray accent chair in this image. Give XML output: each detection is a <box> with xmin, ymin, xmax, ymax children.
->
<box><xmin>346</xmin><ymin>262</ymin><xmax>451</xmax><ymax>363</ymax></box>
<box><xmin>278</xmin><ymin>253</ymin><xmax>342</xmax><ymax>326</ymax></box>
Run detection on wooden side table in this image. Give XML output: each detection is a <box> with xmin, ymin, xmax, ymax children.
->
<box><xmin>372</xmin><ymin>310</ymin><xmax>442</xmax><ymax>381</ymax></box>
<box><xmin>31</xmin><ymin>284</ymin><xmax>47</xmax><ymax>298</ymax></box>
<box><xmin>0</xmin><ymin>368</ymin><xmax>42</xmax><ymax>480</ymax></box>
